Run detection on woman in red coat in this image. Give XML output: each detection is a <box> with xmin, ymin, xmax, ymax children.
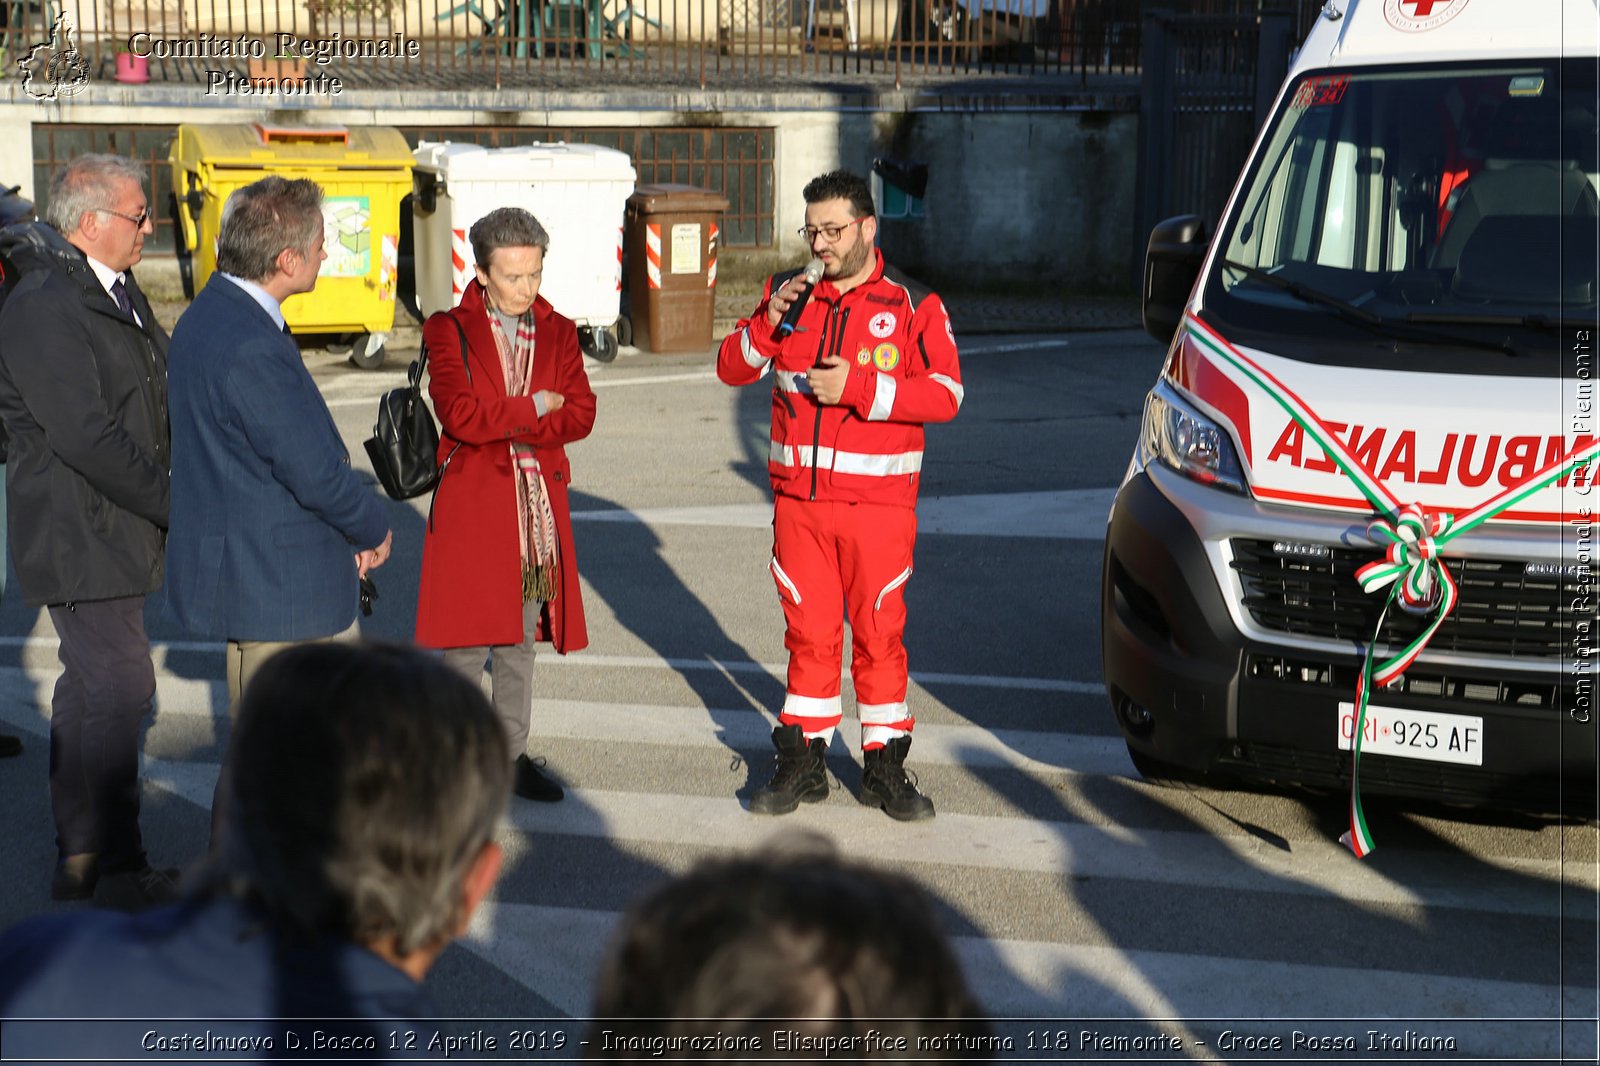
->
<box><xmin>416</xmin><ymin>207</ymin><xmax>597</xmax><ymax>803</ymax></box>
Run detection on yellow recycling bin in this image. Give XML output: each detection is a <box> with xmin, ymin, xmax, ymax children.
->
<box><xmin>169</xmin><ymin>123</ymin><xmax>413</xmax><ymax>369</ymax></box>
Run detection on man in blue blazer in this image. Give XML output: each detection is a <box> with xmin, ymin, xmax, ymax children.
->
<box><xmin>164</xmin><ymin>176</ymin><xmax>392</xmax><ymax>735</ymax></box>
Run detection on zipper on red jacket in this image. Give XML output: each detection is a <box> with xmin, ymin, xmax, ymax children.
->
<box><xmin>809</xmin><ymin>302</ymin><xmax>850</xmax><ymax>501</ymax></box>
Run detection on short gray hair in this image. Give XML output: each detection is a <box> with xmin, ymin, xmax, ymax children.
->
<box><xmin>46</xmin><ymin>154</ymin><xmax>147</xmax><ymax>235</ymax></box>
<box><xmin>216</xmin><ymin>176</ymin><xmax>324</xmax><ymax>283</ymax></box>
<box><xmin>217</xmin><ymin>642</ymin><xmax>511</xmax><ymax>956</ymax></box>
<box><xmin>469</xmin><ymin>206</ymin><xmax>549</xmax><ymax>268</ymax></box>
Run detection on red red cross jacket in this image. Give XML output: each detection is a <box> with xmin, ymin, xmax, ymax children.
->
<box><xmin>716</xmin><ymin>250</ymin><xmax>963</xmax><ymax>509</ymax></box>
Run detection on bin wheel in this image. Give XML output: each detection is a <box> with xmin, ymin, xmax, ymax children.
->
<box><xmin>614</xmin><ymin>315</ymin><xmax>633</xmax><ymax>349</ymax></box>
<box><xmin>326</xmin><ymin>332</ymin><xmax>357</xmax><ymax>356</ymax></box>
<box><xmin>347</xmin><ymin>332</ymin><xmax>388</xmax><ymax>371</ymax></box>
<box><xmin>580</xmin><ymin>325</ymin><xmax>619</xmax><ymax>364</ymax></box>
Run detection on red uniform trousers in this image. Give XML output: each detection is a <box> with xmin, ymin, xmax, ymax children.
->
<box><xmin>769</xmin><ymin>494</ymin><xmax>917</xmax><ymax>750</ymax></box>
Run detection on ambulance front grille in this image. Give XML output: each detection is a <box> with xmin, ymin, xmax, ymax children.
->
<box><xmin>1230</xmin><ymin>538</ymin><xmax>1590</xmax><ymax>662</ymax></box>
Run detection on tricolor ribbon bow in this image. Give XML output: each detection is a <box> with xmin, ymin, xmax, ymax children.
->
<box><xmin>1353</xmin><ymin>504</ymin><xmax>1460</xmax><ymax>687</ymax></box>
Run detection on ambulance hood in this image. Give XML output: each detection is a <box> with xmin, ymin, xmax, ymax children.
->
<box><xmin>1166</xmin><ymin>323</ymin><xmax>1592</xmax><ymax>525</ymax></box>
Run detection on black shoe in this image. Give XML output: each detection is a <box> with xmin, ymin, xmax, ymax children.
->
<box><xmin>0</xmin><ymin>733</ymin><xmax>20</xmax><ymax>758</ymax></box>
<box><xmin>50</xmin><ymin>853</ymin><xmax>99</xmax><ymax>902</ymax></box>
<box><xmin>749</xmin><ymin>725</ymin><xmax>829</xmax><ymax>815</ymax></box>
<box><xmin>860</xmin><ymin>736</ymin><xmax>935</xmax><ymax>822</ymax></box>
<box><xmin>513</xmin><ymin>754</ymin><xmax>565</xmax><ymax>803</ymax></box>
<box><xmin>93</xmin><ymin>864</ymin><xmax>181</xmax><ymax>912</ymax></box>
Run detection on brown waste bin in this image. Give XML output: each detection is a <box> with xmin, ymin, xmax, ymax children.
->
<box><xmin>624</xmin><ymin>184</ymin><xmax>731</xmax><ymax>352</ymax></box>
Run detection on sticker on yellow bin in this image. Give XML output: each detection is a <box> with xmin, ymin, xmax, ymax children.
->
<box><xmin>323</xmin><ymin>197</ymin><xmax>372</xmax><ymax>278</ymax></box>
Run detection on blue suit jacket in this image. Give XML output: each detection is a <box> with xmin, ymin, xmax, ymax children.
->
<box><xmin>0</xmin><ymin>896</ymin><xmax>436</xmax><ymax>1037</ymax></box>
<box><xmin>163</xmin><ymin>276</ymin><xmax>389</xmax><ymax>641</ymax></box>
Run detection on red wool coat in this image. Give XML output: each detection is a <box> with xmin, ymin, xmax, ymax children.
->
<box><xmin>415</xmin><ymin>281</ymin><xmax>596</xmax><ymax>652</ymax></box>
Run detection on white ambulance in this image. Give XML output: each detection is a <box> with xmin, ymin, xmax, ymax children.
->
<box><xmin>1103</xmin><ymin>0</ymin><xmax>1600</xmax><ymax>809</ymax></box>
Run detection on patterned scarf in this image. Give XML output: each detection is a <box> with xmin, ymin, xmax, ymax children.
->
<box><xmin>486</xmin><ymin>304</ymin><xmax>559</xmax><ymax>604</ymax></box>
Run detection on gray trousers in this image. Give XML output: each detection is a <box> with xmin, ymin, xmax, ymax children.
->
<box><xmin>442</xmin><ymin>600</ymin><xmax>542</xmax><ymax>759</ymax></box>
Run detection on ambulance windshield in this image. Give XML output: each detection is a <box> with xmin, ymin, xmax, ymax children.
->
<box><xmin>1212</xmin><ymin>61</ymin><xmax>1598</xmax><ymax>361</ymax></box>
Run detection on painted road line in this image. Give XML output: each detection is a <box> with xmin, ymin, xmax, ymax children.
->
<box><xmin>10</xmin><ymin>707</ymin><xmax>1582</xmax><ymax>925</ymax></box>
<box><xmin>0</xmin><ymin>652</ymin><xmax>1097</xmax><ymax>697</ymax></box>
<box><xmin>570</xmin><ymin>488</ymin><xmax>1116</xmax><ymax>540</ymax></box>
<box><xmin>498</xmin><ymin>789</ymin><xmax>1590</xmax><ymax>919</ymax></box>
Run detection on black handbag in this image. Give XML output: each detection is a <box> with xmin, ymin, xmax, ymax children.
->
<box><xmin>364</xmin><ymin>318</ymin><xmax>467</xmax><ymax>501</ymax></box>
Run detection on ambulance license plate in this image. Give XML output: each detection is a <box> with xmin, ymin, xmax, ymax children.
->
<box><xmin>1336</xmin><ymin>702</ymin><xmax>1483</xmax><ymax>767</ymax></box>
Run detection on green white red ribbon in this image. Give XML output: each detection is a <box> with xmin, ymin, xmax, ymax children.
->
<box><xmin>1184</xmin><ymin>313</ymin><xmax>1600</xmax><ymax>857</ymax></box>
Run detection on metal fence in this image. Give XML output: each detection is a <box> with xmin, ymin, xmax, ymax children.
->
<box><xmin>32</xmin><ymin>121</ymin><xmax>777</xmax><ymax>252</ymax></box>
<box><xmin>5</xmin><ymin>0</ymin><xmax>1323</xmax><ymax>90</ymax></box>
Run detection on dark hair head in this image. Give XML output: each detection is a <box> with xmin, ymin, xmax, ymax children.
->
<box><xmin>470</xmin><ymin>206</ymin><xmax>550</xmax><ymax>269</ymax></box>
<box><xmin>802</xmin><ymin>170</ymin><xmax>875</xmax><ymax>220</ymax></box>
<box><xmin>217</xmin><ymin>642</ymin><xmax>510</xmax><ymax>956</ymax></box>
<box><xmin>215</xmin><ymin>175</ymin><xmax>323</xmax><ymax>283</ymax></box>
<box><xmin>588</xmin><ymin>833</ymin><xmax>990</xmax><ymax>1058</ymax></box>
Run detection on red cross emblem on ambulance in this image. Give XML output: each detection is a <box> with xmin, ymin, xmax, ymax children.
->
<box><xmin>1384</xmin><ymin>0</ymin><xmax>1468</xmax><ymax>31</ymax></box>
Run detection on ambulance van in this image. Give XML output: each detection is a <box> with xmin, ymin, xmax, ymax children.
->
<box><xmin>1102</xmin><ymin>0</ymin><xmax>1600</xmax><ymax>808</ymax></box>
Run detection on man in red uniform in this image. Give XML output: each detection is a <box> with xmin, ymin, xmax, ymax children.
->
<box><xmin>717</xmin><ymin>169</ymin><xmax>963</xmax><ymax>822</ymax></box>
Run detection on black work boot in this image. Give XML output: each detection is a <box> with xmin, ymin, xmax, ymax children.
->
<box><xmin>860</xmin><ymin>736</ymin><xmax>935</xmax><ymax>821</ymax></box>
<box><xmin>749</xmin><ymin>725</ymin><xmax>829</xmax><ymax>815</ymax></box>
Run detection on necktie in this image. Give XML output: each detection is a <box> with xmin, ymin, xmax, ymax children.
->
<box><xmin>110</xmin><ymin>278</ymin><xmax>133</xmax><ymax>318</ymax></box>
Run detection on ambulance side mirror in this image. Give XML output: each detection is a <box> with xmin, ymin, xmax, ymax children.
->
<box><xmin>1143</xmin><ymin>215</ymin><xmax>1207</xmax><ymax>345</ymax></box>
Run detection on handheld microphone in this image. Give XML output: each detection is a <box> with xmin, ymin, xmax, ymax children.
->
<box><xmin>776</xmin><ymin>257</ymin><xmax>826</xmax><ymax>338</ymax></box>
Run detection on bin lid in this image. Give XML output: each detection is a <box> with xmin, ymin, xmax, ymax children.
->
<box><xmin>172</xmin><ymin>124</ymin><xmax>413</xmax><ymax>169</ymax></box>
<box><xmin>627</xmin><ymin>183</ymin><xmax>730</xmax><ymax>214</ymax></box>
<box><xmin>412</xmin><ymin>141</ymin><xmax>637</xmax><ymax>182</ymax></box>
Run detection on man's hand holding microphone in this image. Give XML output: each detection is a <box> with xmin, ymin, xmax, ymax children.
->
<box><xmin>766</xmin><ymin>257</ymin><xmax>825</xmax><ymax>337</ymax></box>
<box><xmin>767</xmin><ymin>256</ymin><xmax>848</xmax><ymax>404</ymax></box>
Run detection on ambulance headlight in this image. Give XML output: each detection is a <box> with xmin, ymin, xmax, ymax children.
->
<box><xmin>1140</xmin><ymin>382</ymin><xmax>1246</xmax><ymax>493</ymax></box>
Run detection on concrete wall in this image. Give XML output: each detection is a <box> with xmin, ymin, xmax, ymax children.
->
<box><xmin>0</xmin><ymin>86</ymin><xmax>1137</xmax><ymax>290</ymax></box>
<box><xmin>841</xmin><ymin>109</ymin><xmax>1136</xmax><ymax>291</ymax></box>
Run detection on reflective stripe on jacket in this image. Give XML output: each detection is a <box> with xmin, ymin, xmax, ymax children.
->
<box><xmin>716</xmin><ymin>249</ymin><xmax>963</xmax><ymax>508</ymax></box>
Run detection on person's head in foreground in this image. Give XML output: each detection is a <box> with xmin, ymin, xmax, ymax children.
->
<box><xmin>586</xmin><ymin>832</ymin><xmax>993</xmax><ymax>1060</ymax></box>
<box><xmin>216</xmin><ymin>640</ymin><xmax>511</xmax><ymax>977</ymax></box>
<box><xmin>0</xmin><ymin>642</ymin><xmax>509</xmax><ymax>1030</ymax></box>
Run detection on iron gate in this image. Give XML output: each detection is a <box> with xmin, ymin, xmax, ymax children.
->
<box><xmin>1132</xmin><ymin>7</ymin><xmax>1297</xmax><ymax>281</ymax></box>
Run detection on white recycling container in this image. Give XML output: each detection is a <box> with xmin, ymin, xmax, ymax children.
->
<box><xmin>412</xmin><ymin>141</ymin><xmax>637</xmax><ymax>361</ymax></box>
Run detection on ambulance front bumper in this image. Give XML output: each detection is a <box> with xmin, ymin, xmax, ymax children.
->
<box><xmin>1101</xmin><ymin>465</ymin><xmax>1599</xmax><ymax>810</ymax></box>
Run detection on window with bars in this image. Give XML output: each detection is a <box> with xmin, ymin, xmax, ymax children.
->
<box><xmin>31</xmin><ymin>125</ymin><xmax>181</xmax><ymax>255</ymax></box>
<box><xmin>30</xmin><ymin>123</ymin><xmax>775</xmax><ymax>256</ymax></box>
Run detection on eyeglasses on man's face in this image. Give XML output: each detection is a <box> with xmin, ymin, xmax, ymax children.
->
<box><xmin>797</xmin><ymin>216</ymin><xmax>868</xmax><ymax>243</ymax></box>
<box><xmin>98</xmin><ymin>205</ymin><xmax>151</xmax><ymax>229</ymax></box>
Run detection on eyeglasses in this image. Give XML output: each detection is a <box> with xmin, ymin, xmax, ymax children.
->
<box><xmin>97</xmin><ymin>206</ymin><xmax>150</xmax><ymax>228</ymax></box>
<box><xmin>797</xmin><ymin>216</ymin><xmax>868</xmax><ymax>243</ymax></box>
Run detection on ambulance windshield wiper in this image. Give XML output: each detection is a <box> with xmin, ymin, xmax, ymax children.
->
<box><xmin>1220</xmin><ymin>259</ymin><xmax>1521</xmax><ymax>357</ymax></box>
<box><xmin>1401</xmin><ymin>310</ymin><xmax>1559</xmax><ymax>334</ymax></box>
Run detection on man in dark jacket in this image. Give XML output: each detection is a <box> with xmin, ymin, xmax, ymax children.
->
<box><xmin>0</xmin><ymin>154</ymin><xmax>178</xmax><ymax>909</ymax></box>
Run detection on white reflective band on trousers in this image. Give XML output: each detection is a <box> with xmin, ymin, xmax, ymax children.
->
<box><xmin>769</xmin><ymin>440</ymin><xmax>924</xmax><ymax>477</ymax></box>
<box><xmin>783</xmin><ymin>692</ymin><xmax>844</xmax><ymax>744</ymax></box>
<box><xmin>874</xmin><ymin>566</ymin><xmax>912</xmax><ymax>611</ymax></box>
<box><xmin>860</xmin><ymin>701</ymin><xmax>914</xmax><ymax>748</ymax></box>
<box><xmin>769</xmin><ymin>555</ymin><xmax>802</xmax><ymax>605</ymax></box>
